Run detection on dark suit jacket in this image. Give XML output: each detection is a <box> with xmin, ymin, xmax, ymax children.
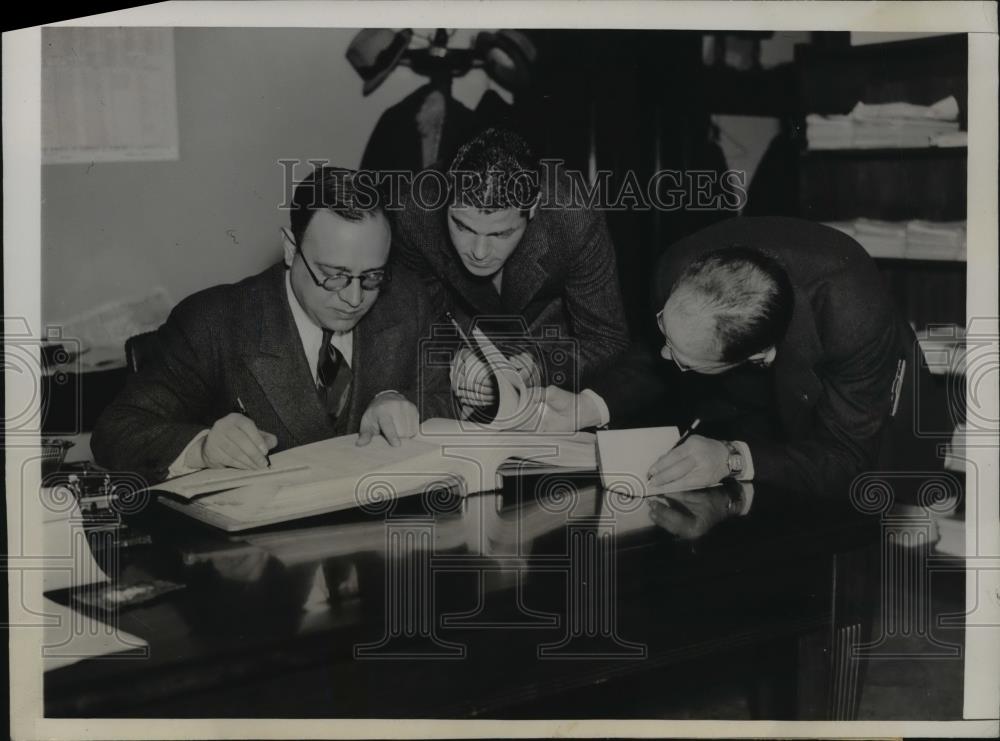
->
<box><xmin>91</xmin><ymin>262</ymin><xmax>453</xmax><ymax>479</ymax></box>
<box><xmin>590</xmin><ymin>217</ymin><xmax>947</xmax><ymax>497</ymax></box>
<box><xmin>391</xmin><ymin>174</ymin><xmax>630</xmax><ymax>387</ymax></box>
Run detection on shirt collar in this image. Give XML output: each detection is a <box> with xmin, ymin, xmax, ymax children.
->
<box><xmin>284</xmin><ymin>270</ymin><xmax>352</xmax><ymax>378</ymax></box>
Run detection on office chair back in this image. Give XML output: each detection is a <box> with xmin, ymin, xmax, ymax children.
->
<box><xmin>124</xmin><ymin>330</ymin><xmax>163</xmax><ymax>374</ymax></box>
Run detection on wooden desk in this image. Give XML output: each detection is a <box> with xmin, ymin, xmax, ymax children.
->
<box><xmin>44</xmin><ymin>473</ymin><xmax>881</xmax><ymax>719</ymax></box>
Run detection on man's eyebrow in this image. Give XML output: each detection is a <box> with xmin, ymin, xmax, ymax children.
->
<box><xmin>449</xmin><ymin>213</ymin><xmax>477</xmax><ymax>233</ymax></box>
<box><xmin>314</xmin><ymin>262</ymin><xmax>387</xmax><ymax>273</ymax></box>
<box><xmin>450</xmin><ymin>212</ymin><xmax>518</xmax><ymax>237</ymax></box>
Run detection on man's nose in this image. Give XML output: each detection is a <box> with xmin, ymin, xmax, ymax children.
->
<box><xmin>471</xmin><ymin>236</ymin><xmax>490</xmax><ymax>261</ymax></box>
<box><xmin>339</xmin><ymin>279</ymin><xmax>364</xmax><ymax>308</ymax></box>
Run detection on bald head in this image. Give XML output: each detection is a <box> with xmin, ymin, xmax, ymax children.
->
<box><xmin>662</xmin><ymin>246</ymin><xmax>794</xmax><ymax>366</ymax></box>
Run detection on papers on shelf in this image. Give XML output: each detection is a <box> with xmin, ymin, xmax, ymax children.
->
<box><xmin>824</xmin><ymin>219</ymin><xmax>966</xmax><ymax>261</ymax></box>
<box><xmin>806</xmin><ymin>95</ymin><xmax>962</xmax><ymax>150</ymax></box>
<box><xmin>944</xmin><ymin>422</ymin><xmax>968</xmax><ymax>474</ymax></box>
<box><xmin>916</xmin><ymin>324</ymin><xmax>966</xmax><ymax>377</ymax></box>
<box><xmin>851</xmin><ymin>96</ymin><xmax>959</xmax><ymax>122</ymax></box>
<box><xmin>930</xmin><ymin>131</ymin><xmax>968</xmax><ymax>148</ymax></box>
<box><xmin>905</xmin><ymin>220</ymin><xmax>968</xmax><ymax>260</ymax></box>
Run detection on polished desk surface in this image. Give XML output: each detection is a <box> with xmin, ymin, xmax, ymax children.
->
<box><xmin>45</xmin><ymin>472</ymin><xmax>881</xmax><ymax>718</ymax></box>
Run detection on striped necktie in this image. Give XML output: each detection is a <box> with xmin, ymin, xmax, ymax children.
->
<box><xmin>317</xmin><ymin>329</ymin><xmax>353</xmax><ymax>419</ymax></box>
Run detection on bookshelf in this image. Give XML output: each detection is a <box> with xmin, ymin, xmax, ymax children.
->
<box><xmin>795</xmin><ymin>33</ymin><xmax>968</xmax><ymax>330</ymax></box>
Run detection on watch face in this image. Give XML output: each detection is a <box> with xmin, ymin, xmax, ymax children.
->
<box><xmin>728</xmin><ymin>453</ymin><xmax>743</xmax><ymax>475</ymax></box>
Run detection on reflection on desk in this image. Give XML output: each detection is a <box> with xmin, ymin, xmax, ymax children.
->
<box><xmin>44</xmin><ymin>473</ymin><xmax>881</xmax><ymax>720</ymax></box>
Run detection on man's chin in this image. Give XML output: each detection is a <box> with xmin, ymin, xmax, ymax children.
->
<box><xmin>460</xmin><ymin>261</ymin><xmax>498</xmax><ymax>278</ymax></box>
<box><xmin>322</xmin><ymin>314</ymin><xmax>365</xmax><ymax>333</ymax></box>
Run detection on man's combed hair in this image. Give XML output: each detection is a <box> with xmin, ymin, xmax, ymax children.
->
<box><xmin>290</xmin><ymin>166</ymin><xmax>380</xmax><ymax>246</ymax></box>
<box><xmin>674</xmin><ymin>246</ymin><xmax>794</xmax><ymax>362</ymax></box>
<box><xmin>448</xmin><ymin>128</ymin><xmax>540</xmax><ymax>212</ymax></box>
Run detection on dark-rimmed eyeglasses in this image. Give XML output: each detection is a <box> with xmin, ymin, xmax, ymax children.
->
<box><xmin>294</xmin><ymin>241</ymin><xmax>390</xmax><ymax>292</ymax></box>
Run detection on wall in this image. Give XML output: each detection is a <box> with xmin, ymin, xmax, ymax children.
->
<box><xmin>42</xmin><ymin>27</ymin><xmax>500</xmax><ymax>325</ymax></box>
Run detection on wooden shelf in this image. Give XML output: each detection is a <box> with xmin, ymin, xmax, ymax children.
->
<box><xmin>795</xmin><ymin>33</ymin><xmax>968</xmax><ymax>330</ymax></box>
<box><xmin>871</xmin><ymin>254</ymin><xmax>966</xmax><ymax>263</ymax></box>
<box><xmin>802</xmin><ymin>146</ymin><xmax>966</xmax><ymax>158</ymax></box>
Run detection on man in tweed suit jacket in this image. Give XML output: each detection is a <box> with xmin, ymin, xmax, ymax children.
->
<box><xmin>92</xmin><ymin>168</ymin><xmax>453</xmax><ymax>481</ymax></box>
<box><xmin>391</xmin><ymin>128</ymin><xmax>629</xmax><ymax>415</ymax></box>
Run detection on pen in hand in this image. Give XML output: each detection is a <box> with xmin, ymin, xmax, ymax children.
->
<box><xmin>672</xmin><ymin>417</ymin><xmax>701</xmax><ymax>452</ymax></box>
<box><xmin>445</xmin><ymin>311</ymin><xmax>477</xmax><ymax>354</ymax></box>
<box><xmin>235</xmin><ymin>396</ymin><xmax>271</xmax><ymax>468</ymax></box>
<box><xmin>648</xmin><ymin>418</ymin><xmax>701</xmax><ymax>481</ymax></box>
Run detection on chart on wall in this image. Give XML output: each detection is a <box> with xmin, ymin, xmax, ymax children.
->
<box><xmin>42</xmin><ymin>27</ymin><xmax>179</xmax><ymax>164</ymax></box>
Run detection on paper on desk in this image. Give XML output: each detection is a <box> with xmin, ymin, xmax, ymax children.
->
<box><xmin>597</xmin><ymin>426</ymin><xmax>718</xmax><ymax>498</ymax></box>
<box><xmin>42</xmin><ymin>597</ymin><xmax>147</xmax><ymax>672</ymax></box>
<box><xmin>38</xmin><ymin>487</ymin><xmax>110</xmax><ymax>592</ymax></box>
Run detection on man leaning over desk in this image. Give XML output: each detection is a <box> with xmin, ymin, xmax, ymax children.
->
<box><xmin>531</xmin><ymin>217</ymin><xmax>945</xmax><ymax>500</ymax></box>
<box><xmin>391</xmin><ymin>127</ymin><xmax>630</xmax><ymax>416</ymax></box>
<box><xmin>92</xmin><ymin>167</ymin><xmax>453</xmax><ymax>480</ymax></box>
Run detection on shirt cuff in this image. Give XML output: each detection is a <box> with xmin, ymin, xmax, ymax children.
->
<box><xmin>732</xmin><ymin>440</ymin><xmax>755</xmax><ymax>481</ymax></box>
<box><xmin>735</xmin><ymin>483</ymin><xmax>754</xmax><ymax>516</ymax></box>
<box><xmin>167</xmin><ymin>429</ymin><xmax>210</xmax><ymax>478</ymax></box>
<box><xmin>580</xmin><ymin>389</ymin><xmax>610</xmax><ymax>428</ymax></box>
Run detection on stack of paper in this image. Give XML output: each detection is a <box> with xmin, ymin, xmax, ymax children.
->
<box><xmin>853</xmin><ymin>219</ymin><xmax>908</xmax><ymax>258</ymax></box>
<box><xmin>916</xmin><ymin>324</ymin><xmax>966</xmax><ymax>377</ymax></box>
<box><xmin>905</xmin><ymin>220</ymin><xmax>967</xmax><ymax>260</ymax></box>
<box><xmin>806</xmin><ymin>95</ymin><xmax>962</xmax><ymax>150</ymax></box>
<box><xmin>824</xmin><ymin>219</ymin><xmax>966</xmax><ymax>261</ymax></box>
<box><xmin>943</xmin><ymin>422</ymin><xmax>968</xmax><ymax>474</ymax></box>
<box><xmin>805</xmin><ymin>113</ymin><xmax>855</xmax><ymax>149</ymax></box>
<box><xmin>931</xmin><ymin>131</ymin><xmax>968</xmax><ymax>148</ymax></box>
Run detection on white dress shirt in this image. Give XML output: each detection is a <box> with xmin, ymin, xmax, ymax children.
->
<box><xmin>284</xmin><ymin>272</ymin><xmax>353</xmax><ymax>381</ymax></box>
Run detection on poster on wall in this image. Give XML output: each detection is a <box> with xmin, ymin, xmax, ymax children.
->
<box><xmin>42</xmin><ymin>27</ymin><xmax>179</xmax><ymax>163</ymax></box>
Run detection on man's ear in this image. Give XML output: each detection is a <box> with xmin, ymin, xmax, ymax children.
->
<box><xmin>750</xmin><ymin>346</ymin><xmax>777</xmax><ymax>367</ymax></box>
<box><xmin>280</xmin><ymin>227</ymin><xmax>296</xmax><ymax>268</ymax></box>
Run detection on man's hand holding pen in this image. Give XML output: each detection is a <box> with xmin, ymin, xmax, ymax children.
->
<box><xmin>647</xmin><ymin>434</ymin><xmax>730</xmax><ymax>491</ymax></box>
<box><xmin>185</xmin><ymin>412</ymin><xmax>278</xmax><ymax>470</ymax></box>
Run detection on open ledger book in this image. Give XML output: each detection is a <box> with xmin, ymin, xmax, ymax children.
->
<box><xmin>156</xmin><ymin>419</ymin><xmax>596</xmax><ymax>531</ymax></box>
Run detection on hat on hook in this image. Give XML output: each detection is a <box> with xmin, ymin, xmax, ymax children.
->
<box><xmin>346</xmin><ymin>28</ymin><xmax>414</xmax><ymax>95</ymax></box>
<box><xmin>476</xmin><ymin>30</ymin><xmax>537</xmax><ymax>92</ymax></box>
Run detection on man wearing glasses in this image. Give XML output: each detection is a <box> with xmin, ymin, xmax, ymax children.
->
<box><xmin>92</xmin><ymin>167</ymin><xmax>451</xmax><ymax>478</ymax></box>
<box><xmin>530</xmin><ymin>217</ymin><xmax>943</xmax><ymax>499</ymax></box>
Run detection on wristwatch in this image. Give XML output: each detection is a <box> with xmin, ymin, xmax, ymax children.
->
<box><xmin>723</xmin><ymin>440</ymin><xmax>744</xmax><ymax>478</ymax></box>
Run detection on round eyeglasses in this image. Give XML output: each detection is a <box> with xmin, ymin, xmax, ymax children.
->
<box><xmin>297</xmin><ymin>244</ymin><xmax>390</xmax><ymax>292</ymax></box>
